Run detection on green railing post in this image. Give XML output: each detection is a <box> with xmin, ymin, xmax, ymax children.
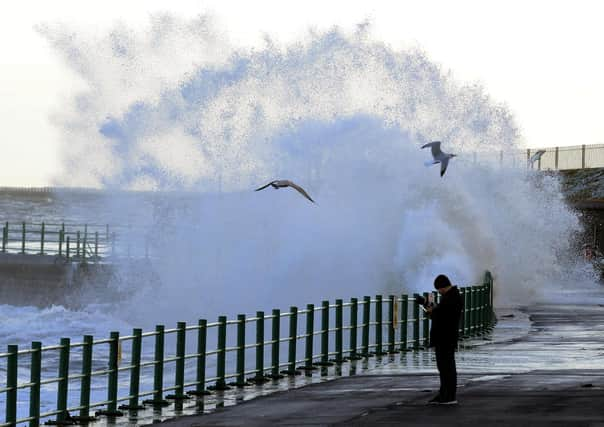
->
<box><xmin>40</xmin><ymin>222</ymin><xmax>45</xmax><ymax>254</ymax></box>
<box><xmin>375</xmin><ymin>295</ymin><xmax>383</xmax><ymax>355</ymax></box>
<box><xmin>58</xmin><ymin>229</ymin><xmax>64</xmax><ymax>257</ymax></box>
<box><xmin>459</xmin><ymin>288</ymin><xmax>465</xmax><ymax>336</ymax></box>
<box><xmin>465</xmin><ymin>287</ymin><xmax>471</xmax><ymax>336</ymax></box>
<box><xmin>29</xmin><ymin>342</ymin><xmax>41</xmax><ymax>427</ymax></box>
<box><xmin>413</xmin><ymin>293</ymin><xmax>420</xmax><ymax>350</ymax></box>
<box><xmin>21</xmin><ymin>221</ymin><xmax>26</xmax><ymax>254</ymax></box>
<box><xmin>349</xmin><ymin>298</ymin><xmax>358</xmax><ymax>358</ymax></box>
<box><xmin>320</xmin><ymin>300</ymin><xmax>330</xmax><ymax>364</ymax></box>
<box><xmin>76</xmin><ymin>231</ymin><xmax>81</xmax><ymax>258</ymax></box>
<box><xmin>94</xmin><ymin>232</ymin><xmax>99</xmax><ymax>260</ymax></box>
<box><xmin>83</xmin><ymin>225</ymin><xmax>88</xmax><ymax>259</ymax></box>
<box><xmin>362</xmin><ymin>296</ymin><xmax>370</xmax><ymax>356</ymax></box>
<box><xmin>305</xmin><ymin>304</ymin><xmax>314</xmax><ymax>369</ymax></box>
<box><xmin>66</xmin><ymin>236</ymin><xmax>70</xmax><ymax>260</ymax></box>
<box><xmin>216</xmin><ymin>316</ymin><xmax>227</xmax><ymax>388</ymax></box>
<box><xmin>57</xmin><ymin>338</ymin><xmax>70</xmax><ymax>422</ymax></box>
<box><xmin>82</xmin><ymin>228</ymin><xmax>87</xmax><ymax>262</ymax></box>
<box><xmin>271</xmin><ymin>309</ymin><xmax>281</xmax><ymax>378</ymax></box>
<box><xmin>194</xmin><ymin>319</ymin><xmax>208</xmax><ymax>395</ymax></box>
<box><xmin>388</xmin><ymin>295</ymin><xmax>396</xmax><ymax>353</ymax></box>
<box><xmin>151</xmin><ymin>325</ymin><xmax>167</xmax><ymax>404</ymax></box>
<box><xmin>80</xmin><ymin>335</ymin><xmax>93</xmax><ymax>418</ymax></box>
<box><xmin>174</xmin><ymin>322</ymin><xmax>186</xmax><ymax>396</ymax></box>
<box><xmin>480</xmin><ymin>286</ymin><xmax>486</xmax><ymax>332</ymax></box>
<box><xmin>107</xmin><ymin>331</ymin><xmax>120</xmax><ymax>413</ymax></box>
<box><xmin>287</xmin><ymin>307</ymin><xmax>298</xmax><ymax>373</ymax></box>
<box><xmin>6</xmin><ymin>344</ymin><xmax>18</xmax><ymax>426</ymax></box>
<box><xmin>2</xmin><ymin>223</ymin><xmax>7</xmax><ymax>252</ymax></box>
<box><xmin>422</xmin><ymin>292</ymin><xmax>430</xmax><ymax>347</ymax></box>
<box><xmin>236</xmin><ymin>314</ymin><xmax>246</xmax><ymax>385</ymax></box>
<box><xmin>255</xmin><ymin>312</ymin><xmax>265</xmax><ymax>381</ymax></box>
<box><xmin>126</xmin><ymin>329</ymin><xmax>143</xmax><ymax>409</ymax></box>
<box><xmin>400</xmin><ymin>295</ymin><xmax>408</xmax><ymax>351</ymax></box>
<box><xmin>335</xmin><ymin>299</ymin><xmax>343</xmax><ymax>363</ymax></box>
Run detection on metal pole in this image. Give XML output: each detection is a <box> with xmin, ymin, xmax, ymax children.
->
<box><xmin>216</xmin><ymin>316</ymin><xmax>227</xmax><ymax>388</ymax></box>
<box><xmin>57</xmin><ymin>338</ymin><xmax>70</xmax><ymax>422</ymax></box>
<box><xmin>6</xmin><ymin>344</ymin><xmax>18</xmax><ymax>426</ymax></box>
<box><xmin>555</xmin><ymin>146</ymin><xmax>559</xmax><ymax>170</ymax></box>
<box><xmin>422</xmin><ymin>292</ymin><xmax>430</xmax><ymax>347</ymax></box>
<box><xmin>335</xmin><ymin>299</ymin><xmax>343</xmax><ymax>363</ymax></box>
<box><xmin>271</xmin><ymin>309</ymin><xmax>281</xmax><ymax>378</ymax></box>
<box><xmin>582</xmin><ymin>144</ymin><xmax>586</xmax><ymax>168</ymax></box>
<box><xmin>58</xmin><ymin>229</ymin><xmax>63</xmax><ymax>257</ymax></box>
<box><xmin>128</xmin><ymin>329</ymin><xmax>143</xmax><ymax>409</ymax></box>
<box><xmin>152</xmin><ymin>325</ymin><xmax>166</xmax><ymax>404</ymax></box>
<box><xmin>175</xmin><ymin>322</ymin><xmax>186</xmax><ymax>396</ymax></box>
<box><xmin>195</xmin><ymin>319</ymin><xmax>208</xmax><ymax>395</ymax></box>
<box><xmin>305</xmin><ymin>305</ymin><xmax>314</xmax><ymax>370</ymax></box>
<box><xmin>388</xmin><ymin>295</ymin><xmax>395</xmax><ymax>353</ymax></box>
<box><xmin>107</xmin><ymin>331</ymin><xmax>119</xmax><ymax>413</ymax></box>
<box><xmin>349</xmin><ymin>298</ymin><xmax>358</xmax><ymax>358</ymax></box>
<box><xmin>40</xmin><ymin>222</ymin><xmax>45</xmax><ymax>254</ymax></box>
<box><xmin>236</xmin><ymin>315</ymin><xmax>246</xmax><ymax>385</ymax></box>
<box><xmin>21</xmin><ymin>221</ymin><xmax>26</xmax><ymax>254</ymax></box>
<box><xmin>362</xmin><ymin>296</ymin><xmax>370</xmax><ymax>356</ymax></box>
<box><xmin>80</xmin><ymin>335</ymin><xmax>93</xmax><ymax>418</ymax></box>
<box><xmin>320</xmin><ymin>300</ymin><xmax>329</xmax><ymax>364</ymax></box>
<box><xmin>413</xmin><ymin>293</ymin><xmax>420</xmax><ymax>350</ymax></box>
<box><xmin>287</xmin><ymin>307</ymin><xmax>298</xmax><ymax>373</ymax></box>
<box><xmin>76</xmin><ymin>230</ymin><xmax>81</xmax><ymax>259</ymax></box>
<box><xmin>255</xmin><ymin>312</ymin><xmax>265</xmax><ymax>381</ymax></box>
<box><xmin>400</xmin><ymin>295</ymin><xmax>408</xmax><ymax>351</ymax></box>
<box><xmin>29</xmin><ymin>342</ymin><xmax>42</xmax><ymax>427</ymax></box>
<box><xmin>375</xmin><ymin>295</ymin><xmax>383</xmax><ymax>355</ymax></box>
<box><xmin>94</xmin><ymin>232</ymin><xmax>99</xmax><ymax>260</ymax></box>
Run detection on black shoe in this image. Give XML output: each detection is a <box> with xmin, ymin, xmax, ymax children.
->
<box><xmin>428</xmin><ymin>395</ymin><xmax>442</xmax><ymax>405</ymax></box>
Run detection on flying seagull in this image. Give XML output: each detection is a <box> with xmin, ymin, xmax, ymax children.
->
<box><xmin>421</xmin><ymin>141</ymin><xmax>457</xmax><ymax>177</ymax></box>
<box><xmin>254</xmin><ymin>180</ymin><xmax>315</xmax><ymax>203</ymax></box>
<box><xmin>528</xmin><ymin>150</ymin><xmax>546</xmax><ymax>169</ymax></box>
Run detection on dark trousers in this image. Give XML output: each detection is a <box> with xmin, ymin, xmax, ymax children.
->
<box><xmin>435</xmin><ymin>345</ymin><xmax>457</xmax><ymax>400</ymax></box>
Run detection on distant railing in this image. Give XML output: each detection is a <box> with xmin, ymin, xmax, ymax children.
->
<box><xmin>0</xmin><ymin>222</ymin><xmax>114</xmax><ymax>262</ymax></box>
<box><xmin>472</xmin><ymin>144</ymin><xmax>604</xmax><ymax>171</ymax></box>
<box><xmin>0</xmin><ymin>272</ymin><xmax>495</xmax><ymax>426</ymax></box>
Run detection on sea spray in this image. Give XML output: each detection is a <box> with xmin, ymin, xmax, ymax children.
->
<box><xmin>33</xmin><ymin>16</ymin><xmax>598</xmax><ymax>329</ymax></box>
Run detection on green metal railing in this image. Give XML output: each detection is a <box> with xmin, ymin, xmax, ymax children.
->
<box><xmin>0</xmin><ymin>222</ymin><xmax>113</xmax><ymax>261</ymax></box>
<box><xmin>0</xmin><ymin>222</ymin><xmax>152</xmax><ymax>262</ymax></box>
<box><xmin>1</xmin><ymin>272</ymin><xmax>495</xmax><ymax>426</ymax></box>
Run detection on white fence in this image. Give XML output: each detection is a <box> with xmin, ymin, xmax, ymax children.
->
<box><xmin>473</xmin><ymin>144</ymin><xmax>604</xmax><ymax>171</ymax></box>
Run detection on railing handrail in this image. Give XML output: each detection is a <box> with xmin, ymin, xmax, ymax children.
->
<box><xmin>1</xmin><ymin>271</ymin><xmax>496</xmax><ymax>426</ymax></box>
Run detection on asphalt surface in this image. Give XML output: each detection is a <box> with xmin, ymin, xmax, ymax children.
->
<box><xmin>151</xmin><ymin>303</ymin><xmax>604</xmax><ymax>427</ymax></box>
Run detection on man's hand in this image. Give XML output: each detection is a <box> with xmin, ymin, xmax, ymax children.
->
<box><xmin>426</xmin><ymin>305</ymin><xmax>433</xmax><ymax>315</ymax></box>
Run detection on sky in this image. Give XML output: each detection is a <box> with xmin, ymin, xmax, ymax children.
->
<box><xmin>1</xmin><ymin>0</ymin><xmax>603</xmax><ymax>187</ymax></box>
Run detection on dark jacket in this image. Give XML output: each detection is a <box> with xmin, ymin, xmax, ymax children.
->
<box><xmin>429</xmin><ymin>286</ymin><xmax>463</xmax><ymax>348</ymax></box>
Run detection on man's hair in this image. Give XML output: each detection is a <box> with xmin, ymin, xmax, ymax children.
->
<box><xmin>434</xmin><ymin>274</ymin><xmax>452</xmax><ymax>289</ymax></box>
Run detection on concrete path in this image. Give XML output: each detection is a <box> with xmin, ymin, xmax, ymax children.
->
<box><xmin>152</xmin><ymin>304</ymin><xmax>604</xmax><ymax>427</ymax></box>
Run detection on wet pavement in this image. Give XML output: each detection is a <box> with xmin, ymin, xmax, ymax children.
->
<box><xmin>149</xmin><ymin>304</ymin><xmax>604</xmax><ymax>426</ymax></box>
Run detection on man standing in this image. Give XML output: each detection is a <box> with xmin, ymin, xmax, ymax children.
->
<box><xmin>425</xmin><ymin>274</ymin><xmax>463</xmax><ymax>405</ymax></box>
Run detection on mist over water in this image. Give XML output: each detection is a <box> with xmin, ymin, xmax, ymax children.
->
<box><xmin>16</xmin><ymin>15</ymin><xmax>597</xmax><ymax>337</ymax></box>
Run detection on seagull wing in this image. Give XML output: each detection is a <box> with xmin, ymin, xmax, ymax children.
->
<box><xmin>254</xmin><ymin>181</ymin><xmax>276</xmax><ymax>191</ymax></box>
<box><xmin>440</xmin><ymin>158</ymin><xmax>450</xmax><ymax>177</ymax></box>
<box><xmin>421</xmin><ymin>141</ymin><xmax>443</xmax><ymax>159</ymax></box>
<box><xmin>287</xmin><ymin>182</ymin><xmax>315</xmax><ymax>203</ymax></box>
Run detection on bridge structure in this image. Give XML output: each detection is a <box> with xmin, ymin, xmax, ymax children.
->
<box><xmin>0</xmin><ymin>273</ymin><xmax>495</xmax><ymax>426</ymax></box>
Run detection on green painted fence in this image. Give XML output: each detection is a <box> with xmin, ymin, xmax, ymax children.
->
<box><xmin>0</xmin><ymin>272</ymin><xmax>495</xmax><ymax>426</ymax></box>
